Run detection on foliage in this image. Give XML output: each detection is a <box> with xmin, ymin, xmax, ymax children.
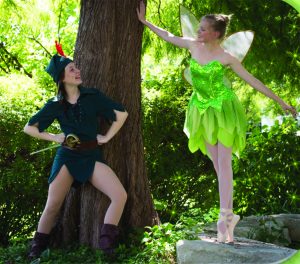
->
<box><xmin>0</xmin><ymin>207</ymin><xmax>211</xmax><ymax>263</ymax></box>
<box><xmin>0</xmin><ymin>74</ymin><xmax>58</xmax><ymax>246</ymax></box>
<box><xmin>0</xmin><ymin>0</ymin><xmax>79</xmax><ymax>78</ymax></box>
<box><xmin>234</xmin><ymin>118</ymin><xmax>300</xmax><ymax>215</ymax></box>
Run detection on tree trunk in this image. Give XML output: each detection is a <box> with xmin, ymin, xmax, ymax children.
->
<box><xmin>51</xmin><ymin>0</ymin><xmax>158</xmax><ymax>248</ymax></box>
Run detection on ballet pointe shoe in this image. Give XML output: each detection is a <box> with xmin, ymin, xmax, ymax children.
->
<box><xmin>226</xmin><ymin>210</ymin><xmax>240</xmax><ymax>243</ymax></box>
<box><xmin>217</xmin><ymin>209</ymin><xmax>228</xmax><ymax>243</ymax></box>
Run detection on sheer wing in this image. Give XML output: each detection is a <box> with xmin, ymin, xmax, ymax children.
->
<box><xmin>282</xmin><ymin>0</ymin><xmax>300</xmax><ymax>13</ymax></box>
<box><xmin>183</xmin><ymin>67</ymin><xmax>192</xmax><ymax>85</ymax></box>
<box><xmin>180</xmin><ymin>5</ymin><xmax>199</xmax><ymax>85</ymax></box>
<box><xmin>221</xmin><ymin>31</ymin><xmax>254</xmax><ymax>88</ymax></box>
<box><xmin>180</xmin><ymin>8</ymin><xmax>254</xmax><ymax>84</ymax></box>
<box><xmin>180</xmin><ymin>5</ymin><xmax>199</xmax><ymax>38</ymax></box>
<box><xmin>221</xmin><ymin>31</ymin><xmax>254</xmax><ymax>62</ymax></box>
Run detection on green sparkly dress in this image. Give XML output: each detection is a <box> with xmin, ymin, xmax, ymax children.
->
<box><xmin>183</xmin><ymin>58</ymin><xmax>247</xmax><ymax>157</ymax></box>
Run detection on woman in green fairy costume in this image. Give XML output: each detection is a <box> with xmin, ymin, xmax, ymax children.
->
<box><xmin>24</xmin><ymin>47</ymin><xmax>128</xmax><ymax>259</ymax></box>
<box><xmin>137</xmin><ymin>1</ymin><xmax>297</xmax><ymax>244</ymax></box>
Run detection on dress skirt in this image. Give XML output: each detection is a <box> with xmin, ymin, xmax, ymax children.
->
<box><xmin>184</xmin><ymin>96</ymin><xmax>247</xmax><ymax>158</ymax></box>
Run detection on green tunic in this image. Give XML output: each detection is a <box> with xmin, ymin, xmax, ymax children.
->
<box><xmin>184</xmin><ymin>59</ymin><xmax>247</xmax><ymax>157</ymax></box>
<box><xmin>28</xmin><ymin>87</ymin><xmax>125</xmax><ymax>186</ymax></box>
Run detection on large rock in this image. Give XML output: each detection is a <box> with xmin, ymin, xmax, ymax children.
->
<box><xmin>271</xmin><ymin>214</ymin><xmax>300</xmax><ymax>242</ymax></box>
<box><xmin>176</xmin><ymin>236</ymin><xmax>297</xmax><ymax>264</ymax></box>
<box><xmin>204</xmin><ymin>214</ymin><xmax>300</xmax><ymax>247</ymax></box>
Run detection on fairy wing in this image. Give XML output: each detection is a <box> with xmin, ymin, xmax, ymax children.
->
<box><xmin>221</xmin><ymin>31</ymin><xmax>254</xmax><ymax>62</ymax></box>
<box><xmin>282</xmin><ymin>0</ymin><xmax>300</xmax><ymax>13</ymax></box>
<box><xmin>180</xmin><ymin>5</ymin><xmax>199</xmax><ymax>85</ymax></box>
<box><xmin>220</xmin><ymin>31</ymin><xmax>254</xmax><ymax>88</ymax></box>
<box><xmin>183</xmin><ymin>67</ymin><xmax>193</xmax><ymax>85</ymax></box>
<box><xmin>180</xmin><ymin>7</ymin><xmax>254</xmax><ymax>84</ymax></box>
<box><xmin>180</xmin><ymin>5</ymin><xmax>199</xmax><ymax>38</ymax></box>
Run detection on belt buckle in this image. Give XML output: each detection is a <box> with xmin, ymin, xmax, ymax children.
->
<box><xmin>65</xmin><ymin>134</ymin><xmax>81</xmax><ymax>149</ymax></box>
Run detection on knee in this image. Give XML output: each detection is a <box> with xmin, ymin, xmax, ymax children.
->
<box><xmin>112</xmin><ymin>188</ymin><xmax>127</xmax><ymax>205</ymax></box>
<box><xmin>119</xmin><ymin>189</ymin><xmax>127</xmax><ymax>204</ymax></box>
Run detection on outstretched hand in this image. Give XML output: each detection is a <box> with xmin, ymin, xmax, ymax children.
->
<box><xmin>280</xmin><ymin>102</ymin><xmax>298</xmax><ymax>118</ymax></box>
<box><xmin>136</xmin><ymin>1</ymin><xmax>146</xmax><ymax>23</ymax></box>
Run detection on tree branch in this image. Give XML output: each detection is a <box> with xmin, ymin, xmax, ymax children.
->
<box><xmin>157</xmin><ymin>0</ymin><xmax>168</xmax><ymax>29</ymax></box>
<box><xmin>57</xmin><ymin>2</ymin><xmax>64</xmax><ymax>42</ymax></box>
<box><xmin>0</xmin><ymin>63</ymin><xmax>9</xmax><ymax>74</ymax></box>
<box><xmin>28</xmin><ymin>37</ymin><xmax>52</xmax><ymax>58</ymax></box>
<box><xmin>0</xmin><ymin>42</ymin><xmax>32</xmax><ymax>78</ymax></box>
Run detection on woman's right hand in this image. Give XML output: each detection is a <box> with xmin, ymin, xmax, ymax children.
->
<box><xmin>136</xmin><ymin>1</ymin><xmax>146</xmax><ymax>23</ymax></box>
<box><xmin>53</xmin><ymin>133</ymin><xmax>65</xmax><ymax>143</ymax></box>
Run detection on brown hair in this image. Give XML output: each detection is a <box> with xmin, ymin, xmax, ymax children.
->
<box><xmin>57</xmin><ymin>71</ymin><xmax>70</xmax><ymax>118</ymax></box>
<box><xmin>57</xmin><ymin>71</ymin><xmax>66</xmax><ymax>102</ymax></box>
<box><xmin>202</xmin><ymin>14</ymin><xmax>232</xmax><ymax>39</ymax></box>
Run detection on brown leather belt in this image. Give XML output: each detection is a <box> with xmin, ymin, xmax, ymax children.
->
<box><xmin>62</xmin><ymin>140</ymin><xmax>98</xmax><ymax>151</ymax></box>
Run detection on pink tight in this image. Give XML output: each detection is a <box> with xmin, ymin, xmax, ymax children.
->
<box><xmin>206</xmin><ymin>141</ymin><xmax>233</xmax><ymax>209</ymax></box>
<box><xmin>206</xmin><ymin>142</ymin><xmax>233</xmax><ymax>234</ymax></box>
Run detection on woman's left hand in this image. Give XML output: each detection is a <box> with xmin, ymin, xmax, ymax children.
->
<box><xmin>97</xmin><ymin>134</ymin><xmax>110</xmax><ymax>145</ymax></box>
<box><xmin>280</xmin><ymin>102</ymin><xmax>298</xmax><ymax>118</ymax></box>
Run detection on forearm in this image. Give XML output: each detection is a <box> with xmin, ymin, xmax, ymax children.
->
<box><xmin>231</xmin><ymin>59</ymin><xmax>297</xmax><ymax>117</ymax></box>
<box><xmin>143</xmin><ymin>20</ymin><xmax>174</xmax><ymax>41</ymax></box>
<box><xmin>24</xmin><ymin>123</ymin><xmax>56</xmax><ymax>142</ymax></box>
<box><xmin>249</xmin><ymin>78</ymin><xmax>286</xmax><ymax>105</ymax></box>
<box><xmin>104</xmin><ymin>111</ymin><xmax>128</xmax><ymax>141</ymax></box>
<box><xmin>231</xmin><ymin>61</ymin><xmax>286</xmax><ymax>106</ymax></box>
<box><xmin>142</xmin><ymin>20</ymin><xmax>189</xmax><ymax>48</ymax></box>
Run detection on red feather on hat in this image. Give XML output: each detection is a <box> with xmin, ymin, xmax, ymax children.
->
<box><xmin>55</xmin><ymin>40</ymin><xmax>66</xmax><ymax>57</ymax></box>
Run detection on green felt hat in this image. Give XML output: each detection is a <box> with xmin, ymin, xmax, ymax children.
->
<box><xmin>45</xmin><ymin>54</ymin><xmax>72</xmax><ymax>83</ymax></box>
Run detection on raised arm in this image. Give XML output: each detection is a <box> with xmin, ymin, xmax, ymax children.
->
<box><xmin>228</xmin><ymin>56</ymin><xmax>297</xmax><ymax>117</ymax></box>
<box><xmin>136</xmin><ymin>1</ymin><xmax>192</xmax><ymax>49</ymax></box>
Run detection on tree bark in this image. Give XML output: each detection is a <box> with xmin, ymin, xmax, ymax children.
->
<box><xmin>52</xmin><ymin>0</ymin><xmax>158</xmax><ymax>248</ymax></box>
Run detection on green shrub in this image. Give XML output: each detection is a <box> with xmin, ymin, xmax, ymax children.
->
<box><xmin>0</xmin><ymin>74</ymin><xmax>57</xmax><ymax>246</ymax></box>
<box><xmin>234</xmin><ymin>118</ymin><xmax>300</xmax><ymax>215</ymax></box>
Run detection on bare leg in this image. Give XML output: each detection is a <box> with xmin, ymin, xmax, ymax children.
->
<box><xmin>206</xmin><ymin>142</ymin><xmax>233</xmax><ymax>209</ymax></box>
<box><xmin>217</xmin><ymin>142</ymin><xmax>233</xmax><ymax>210</ymax></box>
<box><xmin>206</xmin><ymin>142</ymin><xmax>233</xmax><ymax>242</ymax></box>
<box><xmin>89</xmin><ymin>162</ymin><xmax>127</xmax><ymax>225</ymax></box>
<box><xmin>205</xmin><ymin>142</ymin><xmax>219</xmax><ymax>176</ymax></box>
<box><xmin>37</xmin><ymin>165</ymin><xmax>73</xmax><ymax>234</ymax></box>
<box><xmin>217</xmin><ymin>143</ymin><xmax>237</xmax><ymax>242</ymax></box>
<box><xmin>207</xmin><ymin>142</ymin><xmax>238</xmax><ymax>242</ymax></box>
<box><xmin>206</xmin><ymin>142</ymin><xmax>226</xmax><ymax>241</ymax></box>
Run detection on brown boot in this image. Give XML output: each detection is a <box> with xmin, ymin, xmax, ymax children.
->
<box><xmin>28</xmin><ymin>232</ymin><xmax>50</xmax><ymax>260</ymax></box>
<box><xmin>99</xmin><ymin>224</ymin><xmax>119</xmax><ymax>255</ymax></box>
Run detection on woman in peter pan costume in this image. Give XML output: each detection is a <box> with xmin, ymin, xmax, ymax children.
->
<box><xmin>24</xmin><ymin>46</ymin><xmax>128</xmax><ymax>259</ymax></box>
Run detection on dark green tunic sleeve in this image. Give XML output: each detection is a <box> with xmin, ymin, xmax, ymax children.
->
<box><xmin>95</xmin><ymin>90</ymin><xmax>126</xmax><ymax>122</ymax></box>
<box><xmin>28</xmin><ymin>98</ymin><xmax>59</xmax><ymax>132</ymax></box>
